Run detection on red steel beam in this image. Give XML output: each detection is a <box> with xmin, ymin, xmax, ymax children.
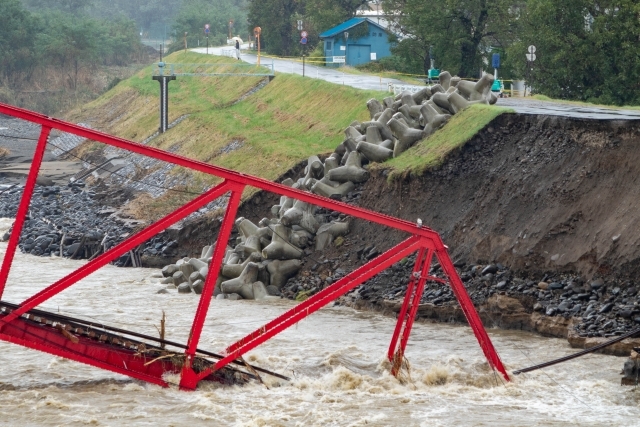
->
<box><xmin>192</xmin><ymin>236</ymin><xmax>425</xmax><ymax>383</ymax></box>
<box><xmin>388</xmin><ymin>247</ymin><xmax>427</xmax><ymax>363</ymax></box>
<box><xmin>0</xmin><ymin>316</ymin><xmax>170</xmax><ymax>387</ymax></box>
<box><xmin>0</xmin><ymin>102</ymin><xmax>439</xmax><ymax>241</ymax></box>
<box><xmin>0</xmin><ymin>126</ymin><xmax>51</xmax><ymax>299</ymax></box>
<box><xmin>179</xmin><ymin>186</ymin><xmax>243</xmax><ymax>390</ymax></box>
<box><xmin>0</xmin><ymin>102</ymin><xmax>510</xmax><ymax>387</ymax></box>
<box><xmin>0</xmin><ymin>180</ymin><xmax>234</xmax><ymax>329</ymax></box>
<box><xmin>435</xmin><ymin>247</ymin><xmax>509</xmax><ymax>380</ymax></box>
<box><xmin>392</xmin><ymin>248</ymin><xmax>434</xmax><ymax>375</ymax></box>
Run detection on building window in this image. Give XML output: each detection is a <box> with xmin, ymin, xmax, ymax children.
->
<box><xmin>372</xmin><ymin>32</ymin><xmax>376</xmax><ymax>37</ymax></box>
<box><xmin>326</xmin><ymin>41</ymin><xmax>332</xmax><ymax>50</ymax></box>
<box><xmin>379</xmin><ymin>32</ymin><xmax>383</xmax><ymax>37</ymax></box>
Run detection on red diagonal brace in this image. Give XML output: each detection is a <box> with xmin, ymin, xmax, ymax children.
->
<box><xmin>390</xmin><ymin>248</ymin><xmax>434</xmax><ymax>375</ymax></box>
<box><xmin>0</xmin><ymin>126</ymin><xmax>51</xmax><ymax>299</ymax></box>
<box><xmin>436</xmin><ymin>247</ymin><xmax>509</xmax><ymax>381</ymax></box>
<box><xmin>192</xmin><ymin>236</ymin><xmax>425</xmax><ymax>383</ymax></box>
<box><xmin>179</xmin><ymin>185</ymin><xmax>243</xmax><ymax>390</ymax></box>
<box><xmin>0</xmin><ymin>180</ymin><xmax>234</xmax><ymax>329</ymax></box>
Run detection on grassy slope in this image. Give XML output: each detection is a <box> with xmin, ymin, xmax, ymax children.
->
<box><xmin>67</xmin><ymin>51</ymin><xmax>384</xmax><ymax>193</ymax></box>
<box><xmin>67</xmin><ymin>51</ymin><xmax>512</xmax><ymax>205</ymax></box>
<box><xmin>383</xmin><ymin>104</ymin><xmax>514</xmax><ymax>179</ymax></box>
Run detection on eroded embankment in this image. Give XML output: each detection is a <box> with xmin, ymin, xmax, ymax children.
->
<box><xmin>355</xmin><ymin>113</ymin><xmax>640</xmax><ymax>279</ymax></box>
<box><xmin>198</xmin><ymin>112</ymin><xmax>640</xmax><ymax>352</ymax></box>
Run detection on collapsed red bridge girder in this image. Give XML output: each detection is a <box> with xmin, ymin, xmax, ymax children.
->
<box><xmin>0</xmin><ymin>101</ymin><xmax>509</xmax><ymax>389</ymax></box>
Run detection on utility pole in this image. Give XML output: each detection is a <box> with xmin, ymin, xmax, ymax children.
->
<box><xmin>184</xmin><ymin>32</ymin><xmax>188</xmax><ymax>54</ymax></box>
<box><xmin>205</xmin><ymin>24</ymin><xmax>210</xmax><ymax>54</ymax></box>
<box><xmin>298</xmin><ymin>20</ymin><xmax>307</xmax><ymax>78</ymax></box>
<box><xmin>344</xmin><ymin>32</ymin><xmax>349</xmax><ymax>66</ymax></box>
<box><xmin>254</xmin><ymin>27</ymin><xmax>262</xmax><ymax>66</ymax></box>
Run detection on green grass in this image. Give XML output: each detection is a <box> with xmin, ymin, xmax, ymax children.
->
<box><xmin>68</xmin><ymin>50</ymin><xmax>385</xmax><ymax>195</ymax></box>
<box><xmin>383</xmin><ymin>104</ymin><xmax>514</xmax><ymax>179</ymax></box>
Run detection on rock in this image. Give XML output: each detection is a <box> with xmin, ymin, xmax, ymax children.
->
<box><xmin>549</xmin><ymin>282</ymin><xmax>563</xmax><ymax>290</ymax></box>
<box><xmin>481</xmin><ymin>264</ymin><xmax>498</xmax><ymax>275</ymax></box>
<box><xmin>496</xmin><ymin>281</ymin><xmax>507</xmax><ymax>290</ymax></box>
<box><xmin>538</xmin><ymin>282</ymin><xmax>549</xmax><ymax>290</ymax></box>
<box><xmin>591</xmin><ymin>279</ymin><xmax>604</xmax><ymax>290</ymax></box>
<box><xmin>599</xmin><ymin>303</ymin><xmax>614</xmax><ymax>314</ymax></box>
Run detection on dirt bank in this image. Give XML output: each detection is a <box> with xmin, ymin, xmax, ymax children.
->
<box><xmin>354</xmin><ymin>113</ymin><xmax>640</xmax><ymax>280</ymax></box>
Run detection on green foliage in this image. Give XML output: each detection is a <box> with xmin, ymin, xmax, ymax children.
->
<box><xmin>248</xmin><ymin>0</ymin><xmax>300</xmax><ymax>56</ymax></box>
<box><xmin>305</xmin><ymin>0</ymin><xmax>368</xmax><ymax>34</ymax></box>
<box><xmin>169</xmin><ymin>0</ymin><xmax>247</xmax><ymax>52</ymax></box>
<box><xmin>2</xmin><ymin>1</ymin><xmax>144</xmax><ymax>89</ymax></box>
<box><xmin>383</xmin><ymin>0</ymin><xmax>522</xmax><ymax>77</ymax></box>
<box><xmin>509</xmin><ymin>0</ymin><xmax>640</xmax><ymax>105</ymax></box>
<box><xmin>247</xmin><ymin>0</ymin><xmax>366</xmax><ymax>55</ymax></box>
<box><xmin>0</xmin><ymin>0</ymin><xmax>39</xmax><ymax>81</ymax></box>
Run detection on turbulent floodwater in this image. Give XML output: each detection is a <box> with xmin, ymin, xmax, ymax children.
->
<box><xmin>0</xmin><ymin>219</ymin><xmax>639</xmax><ymax>426</ymax></box>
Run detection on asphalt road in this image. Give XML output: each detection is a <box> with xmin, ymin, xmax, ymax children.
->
<box><xmin>192</xmin><ymin>45</ymin><xmax>640</xmax><ymax>120</ymax></box>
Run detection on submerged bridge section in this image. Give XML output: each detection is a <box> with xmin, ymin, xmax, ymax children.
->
<box><xmin>0</xmin><ymin>101</ymin><xmax>509</xmax><ymax>389</ymax></box>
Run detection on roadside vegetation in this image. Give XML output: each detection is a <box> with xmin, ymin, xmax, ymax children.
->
<box><xmin>247</xmin><ymin>0</ymin><xmax>640</xmax><ymax>106</ymax></box>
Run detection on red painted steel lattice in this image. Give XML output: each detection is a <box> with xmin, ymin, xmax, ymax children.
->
<box><xmin>0</xmin><ymin>101</ymin><xmax>509</xmax><ymax>389</ymax></box>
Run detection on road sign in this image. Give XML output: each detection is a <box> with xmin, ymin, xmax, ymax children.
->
<box><xmin>204</xmin><ymin>24</ymin><xmax>210</xmax><ymax>35</ymax></box>
<box><xmin>300</xmin><ymin>37</ymin><xmax>307</xmax><ymax>45</ymax></box>
<box><xmin>297</xmin><ymin>20</ymin><xmax>303</xmax><ymax>31</ymax></box>
<box><xmin>528</xmin><ymin>45</ymin><xmax>536</xmax><ymax>54</ymax></box>
<box><xmin>526</xmin><ymin>53</ymin><xmax>536</xmax><ymax>61</ymax></box>
<box><xmin>492</xmin><ymin>53</ymin><xmax>500</xmax><ymax>68</ymax></box>
<box><xmin>333</xmin><ymin>56</ymin><xmax>345</xmax><ymax>63</ymax></box>
<box><xmin>301</xmin><ymin>31</ymin><xmax>308</xmax><ymax>38</ymax></box>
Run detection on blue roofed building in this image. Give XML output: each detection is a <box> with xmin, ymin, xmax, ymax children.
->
<box><xmin>319</xmin><ymin>17</ymin><xmax>394</xmax><ymax>67</ymax></box>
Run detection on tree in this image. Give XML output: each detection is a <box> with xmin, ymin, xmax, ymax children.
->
<box><xmin>172</xmin><ymin>0</ymin><xmax>247</xmax><ymax>50</ymax></box>
<box><xmin>384</xmin><ymin>0</ymin><xmax>521</xmax><ymax>77</ymax></box>
<box><xmin>510</xmin><ymin>0</ymin><xmax>640</xmax><ymax>105</ymax></box>
<box><xmin>305</xmin><ymin>0</ymin><xmax>368</xmax><ymax>33</ymax></box>
<box><xmin>247</xmin><ymin>0</ymin><xmax>301</xmax><ymax>56</ymax></box>
<box><xmin>0</xmin><ymin>0</ymin><xmax>38</xmax><ymax>82</ymax></box>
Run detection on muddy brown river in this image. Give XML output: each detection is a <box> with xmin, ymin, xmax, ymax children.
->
<box><xmin>0</xmin><ymin>219</ymin><xmax>638</xmax><ymax>426</ymax></box>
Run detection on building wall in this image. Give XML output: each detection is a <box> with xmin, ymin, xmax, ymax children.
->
<box><xmin>323</xmin><ymin>22</ymin><xmax>392</xmax><ymax>66</ymax></box>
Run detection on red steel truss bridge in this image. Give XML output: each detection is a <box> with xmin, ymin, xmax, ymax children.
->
<box><xmin>0</xmin><ymin>101</ymin><xmax>509</xmax><ymax>389</ymax></box>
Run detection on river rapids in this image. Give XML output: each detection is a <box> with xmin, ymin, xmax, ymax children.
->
<box><xmin>0</xmin><ymin>219</ymin><xmax>638</xmax><ymax>426</ymax></box>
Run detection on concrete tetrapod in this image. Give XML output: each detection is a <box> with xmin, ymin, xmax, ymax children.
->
<box><xmin>315</xmin><ymin>221</ymin><xmax>350</xmax><ymax>251</ymax></box>
<box><xmin>222</xmin><ymin>252</ymin><xmax>263</xmax><ymax>278</ymax></box>
<box><xmin>420</xmin><ymin>103</ymin><xmax>451</xmax><ymax>136</ymax></box>
<box><xmin>439</xmin><ymin>71</ymin><xmax>452</xmax><ymax>90</ymax></box>
<box><xmin>220</xmin><ymin>262</ymin><xmax>268</xmax><ymax>300</ymax></box>
<box><xmin>310</xmin><ymin>179</ymin><xmax>355</xmax><ymax>199</ymax></box>
<box><xmin>281</xmin><ymin>199</ymin><xmax>320</xmax><ymax>233</ymax></box>
<box><xmin>262</xmin><ymin>223</ymin><xmax>303</xmax><ymax>260</ymax></box>
<box><xmin>456</xmin><ymin>73</ymin><xmax>494</xmax><ymax>102</ymax></box>
<box><xmin>356</xmin><ymin>140</ymin><xmax>393</xmax><ymax>163</ymax></box>
<box><xmin>266</xmin><ymin>259</ymin><xmax>302</xmax><ymax>289</ymax></box>
<box><xmin>367</xmin><ymin>98</ymin><xmax>384</xmax><ymax>119</ymax></box>
<box><xmin>431</xmin><ymin>92</ymin><xmax>455</xmax><ymax>115</ymax></box>
<box><xmin>388</xmin><ymin>118</ymin><xmax>425</xmax><ymax>157</ymax></box>
<box><xmin>327</xmin><ymin>151</ymin><xmax>370</xmax><ymax>183</ymax></box>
